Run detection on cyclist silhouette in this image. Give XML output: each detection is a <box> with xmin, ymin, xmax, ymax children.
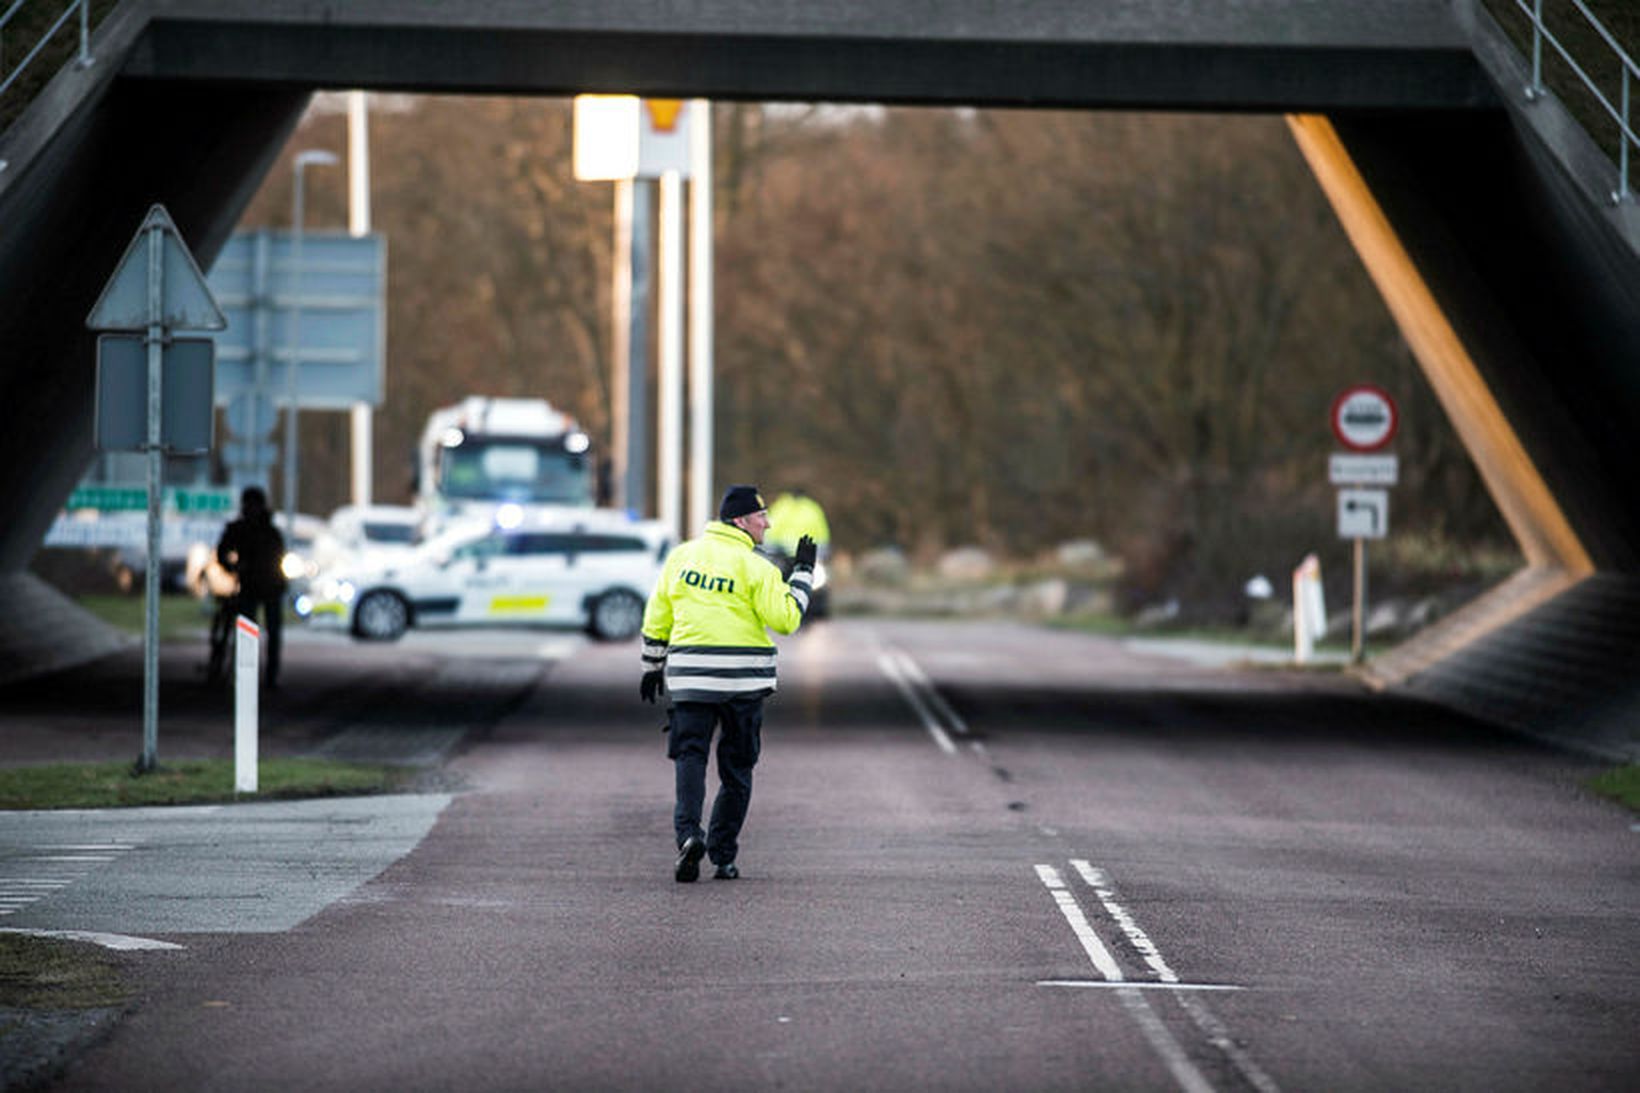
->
<box><xmin>215</xmin><ymin>486</ymin><xmax>288</xmax><ymax>688</ymax></box>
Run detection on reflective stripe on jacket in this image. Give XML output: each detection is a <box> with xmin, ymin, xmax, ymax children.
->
<box><xmin>641</xmin><ymin>521</ymin><xmax>811</xmax><ymax>703</ymax></box>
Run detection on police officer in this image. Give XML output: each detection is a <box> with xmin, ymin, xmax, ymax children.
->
<box><xmin>216</xmin><ymin>486</ymin><xmax>288</xmax><ymax>689</ymax></box>
<box><xmin>640</xmin><ymin>484</ymin><xmax>817</xmax><ymax>882</ymax></box>
<box><xmin>766</xmin><ymin>488</ymin><xmax>831</xmax><ymax>559</ymax></box>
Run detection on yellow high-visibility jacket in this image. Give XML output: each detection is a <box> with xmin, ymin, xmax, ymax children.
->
<box><xmin>766</xmin><ymin>492</ymin><xmax>831</xmax><ymax>554</ymax></box>
<box><xmin>640</xmin><ymin>521</ymin><xmax>811</xmax><ymax>703</ymax></box>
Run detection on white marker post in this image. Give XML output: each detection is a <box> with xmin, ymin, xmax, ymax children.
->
<box><xmin>1292</xmin><ymin>553</ymin><xmax>1326</xmax><ymax>664</ymax></box>
<box><xmin>234</xmin><ymin>616</ymin><xmax>260</xmax><ymax>793</ymax></box>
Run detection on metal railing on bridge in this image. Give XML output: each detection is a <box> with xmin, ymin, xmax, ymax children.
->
<box><xmin>0</xmin><ymin>0</ymin><xmax>91</xmax><ymax>99</ymax></box>
<box><xmin>0</xmin><ymin>0</ymin><xmax>114</xmax><ymax>162</ymax></box>
<box><xmin>1509</xmin><ymin>0</ymin><xmax>1639</xmax><ymax>203</ymax></box>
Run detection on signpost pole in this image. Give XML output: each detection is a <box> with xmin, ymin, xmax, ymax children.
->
<box><xmin>1351</xmin><ymin>537</ymin><xmax>1367</xmax><ymax>664</ymax></box>
<box><xmin>140</xmin><ymin>222</ymin><xmax>164</xmax><ymax>772</ymax></box>
<box><xmin>86</xmin><ymin>204</ymin><xmax>228</xmax><ymax>777</ymax></box>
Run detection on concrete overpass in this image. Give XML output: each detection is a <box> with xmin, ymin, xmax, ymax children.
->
<box><xmin>1</xmin><ymin>1</ymin><xmax>1637</xmax><ymax>752</ymax></box>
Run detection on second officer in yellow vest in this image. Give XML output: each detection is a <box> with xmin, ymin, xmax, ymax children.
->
<box><xmin>639</xmin><ymin>484</ymin><xmax>816</xmax><ymax>882</ymax></box>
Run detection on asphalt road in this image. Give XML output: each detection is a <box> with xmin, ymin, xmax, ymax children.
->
<box><xmin>11</xmin><ymin>618</ymin><xmax>1639</xmax><ymax>1091</ymax></box>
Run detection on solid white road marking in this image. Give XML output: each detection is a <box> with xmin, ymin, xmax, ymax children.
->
<box><xmin>1034</xmin><ymin>864</ymin><xmax>1216</xmax><ymax>1093</ymax></box>
<box><xmin>891</xmin><ymin>652</ymin><xmax>969</xmax><ymax>734</ymax></box>
<box><xmin>878</xmin><ymin>652</ymin><xmax>957</xmax><ymax>755</ymax></box>
<box><xmin>36</xmin><ymin>845</ymin><xmax>136</xmax><ymax>851</ymax></box>
<box><xmin>0</xmin><ymin>928</ymin><xmax>182</xmax><ymax>951</ymax></box>
<box><xmin>1037</xmin><ymin>980</ymin><xmax>1244</xmax><ymax>991</ymax></box>
<box><xmin>1035</xmin><ymin>865</ymin><xmax>1125</xmax><ymax>980</ymax></box>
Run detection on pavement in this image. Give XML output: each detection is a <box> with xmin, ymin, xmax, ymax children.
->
<box><xmin>0</xmin><ymin>622</ymin><xmax>570</xmax><ymax>1090</ymax></box>
<box><xmin>0</xmin><ymin>614</ymin><xmax>1633</xmax><ymax>1089</ymax></box>
<box><xmin>0</xmin><ymin>575</ymin><xmax>133</xmax><ymax>689</ymax></box>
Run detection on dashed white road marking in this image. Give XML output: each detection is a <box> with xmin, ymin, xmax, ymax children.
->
<box><xmin>1066</xmin><ymin>861</ymin><xmax>1281</xmax><ymax>1093</ymax></box>
<box><xmin>0</xmin><ymin>842</ymin><xmax>139</xmax><ymax>918</ymax></box>
<box><xmin>1072</xmin><ymin>859</ymin><xmax>1180</xmax><ymax>983</ymax></box>
<box><xmin>1035</xmin><ymin>864</ymin><xmax>1214</xmax><ymax>1093</ymax></box>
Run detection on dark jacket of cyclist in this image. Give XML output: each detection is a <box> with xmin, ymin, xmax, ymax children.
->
<box><xmin>216</xmin><ymin>486</ymin><xmax>288</xmax><ymax>687</ymax></box>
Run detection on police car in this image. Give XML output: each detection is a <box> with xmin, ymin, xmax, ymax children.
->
<box><xmin>296</xmin><ymin>509</ymin><xmax>668</xmax><ymax>642</ymax></box>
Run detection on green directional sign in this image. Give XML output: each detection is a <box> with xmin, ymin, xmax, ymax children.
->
<box><xmin>67</xmin><ymin>486</ymin><xmax>147</xmax><ymax>511</ymax></box>
<box><xmin>169</xmin><ymin>488</ymin><xmax>234</xmax><ymax>514</ymax></box>
<box><xmin>65</xmin><ymin>486</ymin><xmax>234</xmax><ymax>513</ymax></box>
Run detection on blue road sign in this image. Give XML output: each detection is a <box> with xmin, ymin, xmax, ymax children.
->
<box><xmin>206</xmin><ymin>230</ymin><xmax>386</xmax><ymax>410</ymax></box>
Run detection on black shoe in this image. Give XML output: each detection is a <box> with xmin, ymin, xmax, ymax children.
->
<box><xmin>675</xmin><ymin>836</ymin><xmax>706</xmax><ymax>882</ymax></box>
<box><xmin>713</xmin><ymin>862</ymin><xmax>739</xmax><ymax>880</ymax></box>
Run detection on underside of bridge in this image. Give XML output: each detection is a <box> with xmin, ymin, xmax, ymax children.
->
<box><xmin>1</xmin><ymin>1</ymin><xmax>1635</xmax><ymax>755</ymax></box>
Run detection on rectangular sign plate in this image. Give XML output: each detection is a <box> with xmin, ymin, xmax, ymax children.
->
<box><xmin>1329</xmin><ymin>453</ymin><xmax>1398</xmax><ymax>486</ymax></box>
<box><xmin>1337</xmin><ymin>488</ymin><xmax>1389</xmax><ymax>540</ymax></box>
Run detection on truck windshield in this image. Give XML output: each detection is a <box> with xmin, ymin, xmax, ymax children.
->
<box><xmin>438</xmin><ymin>440</ymin><xmax>591</xmax><ymax>505</ymax></box>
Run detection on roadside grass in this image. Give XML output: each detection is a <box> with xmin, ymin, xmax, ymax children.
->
<box><xmin>74</xmin><ymin>594</ymin><xmax>213</xmax><ymax>643</ymax></box>
<box><xmin>0</xmin><ymin>935</ymin><xmax>130</xmax><ymax>1010</ymax></box>
<box><xmin>0</xmin><ymin>758</ymin><xmax>413</xmax><ymax>810</ymax></box>
<box><xmin>1589</xmin><ymin>764</ymin><xmax>1640</xmax><ymax>813</ymax></box>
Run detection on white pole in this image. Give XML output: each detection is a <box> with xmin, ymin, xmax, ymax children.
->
<box><xmin>1293</xmin><ymin>561</ymin><xmax>1313</xmax><ymax>665</ymax></box>
<box><xmin>287</xmin><ymin>151</ymin><xmax>338</xmax><ymax>533</ymax></box>
<box><xmin>610</xmin><ymin>178</ymin><xmax>633</xmax><ymax>510</ymax></box>
<box><xmin>286</xmin><ymin>165</ymin><xmax>307</xmax><ymax>534</ymax></box>
<box><xmin>347</xmin><ymin>93</ymin><xmax>371</xmax><ymax>237</ymax></box>
<box><xmin>347</xmin><ymin>92</ymin><xmax>374</xmax><ymax>507</ymax></box>
<box><xmin>657</xmin><ymin>169</ymin><xmax>684</xmax><ymax>543</ymax></box>
<box><xmin>686</xmin><ymin>100</ymin><xmax>714</xmax><ymax>536</ymax></box>
<box><xmin>234</xmin><ymin>615</ymin><xmax>260</xmax><ymax>793</ymax></box>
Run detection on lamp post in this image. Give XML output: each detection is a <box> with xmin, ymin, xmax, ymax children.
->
<box><xmin>285</xmin><ymin>149</ymin><xmax>339</xmax><ymax>540</ymax></box>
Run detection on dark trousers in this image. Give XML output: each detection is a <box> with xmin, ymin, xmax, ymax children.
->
<box><xmin>669</xmin><ymin>696</ymin><xmax>764</xmax><ymax>865</ymax></box>
<box><xmin>236</xmin><ymin>592</ymin><xmax>283</xmax><ymax>686</ymax></box>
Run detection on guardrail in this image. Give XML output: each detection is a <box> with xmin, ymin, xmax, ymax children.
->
<box><xmin>0</xmin><ymin>0</ymin><xmax>91</xmax><ymax>99</ymax></box>
<box><xmin>1513</xmin><ymin>0</ymin><xmax>1639</xmax><ymax>203</ymax></box>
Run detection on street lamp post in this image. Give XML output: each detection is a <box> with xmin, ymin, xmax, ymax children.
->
<box><xmin>285</xmin><ymin>149</ymin><xmax>339</xmax><ymax>540</ymax></box>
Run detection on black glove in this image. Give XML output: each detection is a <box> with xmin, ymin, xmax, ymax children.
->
<box><xmin>793</xmin><ymin>535</ymin><xmax>818</xmax><ymax>572</ymax></box>
<box><xmin>640</xmin><ymin>670</ymin><xmax>665</xmax><ymax>704</ymax></box>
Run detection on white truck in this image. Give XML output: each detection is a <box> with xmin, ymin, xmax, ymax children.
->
<box><xmin>416</xmin><ymin>396</ymin><xmax>598</xmax><ymax>529</ymax></box>
<box><xmin>399</xmin><ymin>397</ymin><xmax>672</xmax><ymax>640</ymax></box>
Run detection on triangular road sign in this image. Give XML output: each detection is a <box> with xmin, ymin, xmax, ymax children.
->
<box><xmin>86</xmin><ymin>204</ymin><xmax>227</xmax><ymax>332</ymax></box>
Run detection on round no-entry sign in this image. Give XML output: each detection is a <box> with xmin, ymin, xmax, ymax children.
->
<box><xmin>1330</xmin><ymin>385</ymin><xmax>1398</xmax><ymax>451</ymax></box>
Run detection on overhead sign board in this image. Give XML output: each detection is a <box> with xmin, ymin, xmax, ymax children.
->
<box><xmin>638</xmin><ymin>98</ymin><xmax>693</xmax><ymax>178</ymax></box>
<box><xmin>1338</xmin><ymin>488</ymin><xmax>1389</xmax><ymax>539</ymax></box>
<box><xmin>86</xmin><ymin>205</ymin><xmax>227</xmax><ymax>332</ymax></box>
<box><xmin>1330</xmin><ymin>385</ymin><xmax>1398</xmax><ymax>451</ymax></box>
<box><xmin>1329</xmin><ymin>453</ymin><xmax>1399</xmax><ymax>486</ymax></box>
<box><xmin>206</xmin><ymin>230</ymin><xmax>386</xmax><ymax>410</ymax></box>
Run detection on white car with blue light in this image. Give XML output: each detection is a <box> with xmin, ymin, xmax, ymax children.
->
<box><xmin>297</xmin><ymin>509</ymin><xmax>668</xmax><ymax>642</ymax></box>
